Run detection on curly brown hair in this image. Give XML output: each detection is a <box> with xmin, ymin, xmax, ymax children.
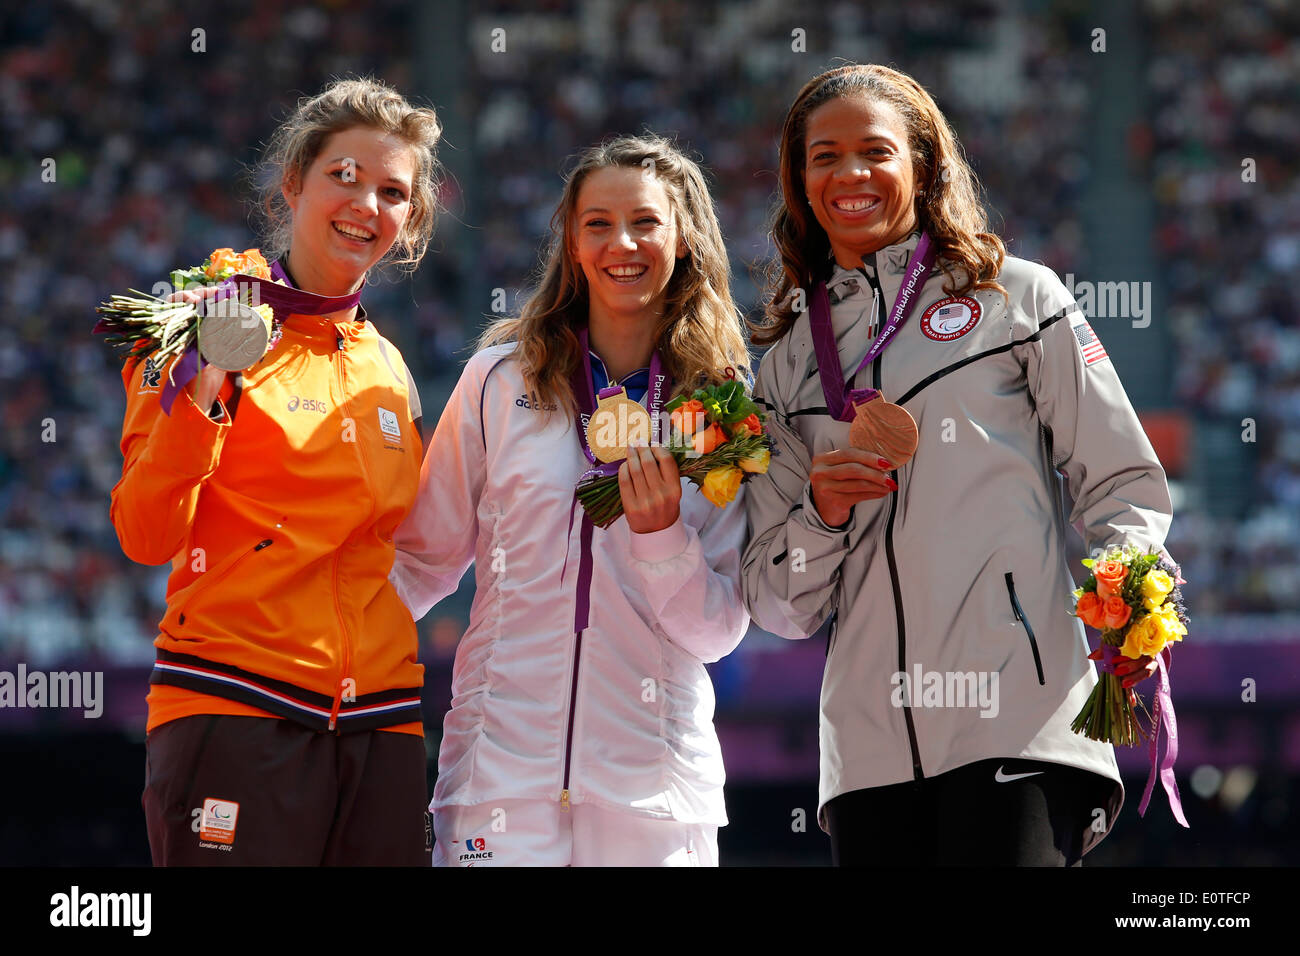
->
<box><xmin>752</xmin><ymin>64</ymin><xmax>1006</xmax><ymax>347</ymax></box>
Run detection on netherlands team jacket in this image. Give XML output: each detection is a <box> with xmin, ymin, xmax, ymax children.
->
<box><xmin>390</xmin><ymin>342</ymin><xmax>749</xmax><ymax>824</ymax></box>
<box><xmin>110</xmin><ymin>309</ymin><xmax>426</xmax><ymax>734</ymax></box>
<box><xmin>740</xmin><ymin>232</ymin><xmax>1173</xmax><ymax>853</ymax></box>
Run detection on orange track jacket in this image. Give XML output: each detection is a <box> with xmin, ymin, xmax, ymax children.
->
<box><xmin>110</xmin><ymin>309</ymin><xmax>425</xmax><ymax>736</ymax></box>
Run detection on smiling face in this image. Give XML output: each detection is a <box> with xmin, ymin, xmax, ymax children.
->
<box><xmin>803</xmin><ymin>95</ymin><xmax>919</xmax><ymax>268</ymax></box>
<box><xmin>571</xmin><ymin>165</ymin><xmax>687</xmax><ymax>330</ymax></box>
<box><xmin>282</xmin><ymin>125</ymin><xmax>416</xmax><ymax>296</ymax></box>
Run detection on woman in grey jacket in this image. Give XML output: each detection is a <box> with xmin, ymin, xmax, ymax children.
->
<box><xmin>742</xmin><ymin>64</ymin><xmax>1170</xmax><ymax>865</ymax></box>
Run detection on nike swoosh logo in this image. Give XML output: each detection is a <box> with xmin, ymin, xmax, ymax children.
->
<box><xmin>994</xmin><ymin>766</ymin><xmax>1045</xmax><ymax>783</ymax></box>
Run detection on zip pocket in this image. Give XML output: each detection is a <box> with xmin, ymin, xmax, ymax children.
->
<box><xmin>178</xmin><ymin>538</ymin><xmax>274</xmax><ymax>626</ymax></box>
<box><xmin>1004</xmin><ymin>572</ymin><xmax>1045</xmax><ymax>686</ymax></box>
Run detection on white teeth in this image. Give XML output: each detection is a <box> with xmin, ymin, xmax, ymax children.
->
<box><xmin>334</xmin><ymin>223</ymin><xmax>374</xmax><ymax>240</ymax></box>
<box><xmin>606</xmin><ymin>265</ymin><xmax>646</xmax><ymax>280</ymax></box>
<box><xmin>835</xmin><ymin>198</ymin><xmax>877</xmax><ymax>212</ymax></box>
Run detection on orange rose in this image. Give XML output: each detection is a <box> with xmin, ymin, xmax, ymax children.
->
<box><xmin>1102</xmin><ymin>594</ymin><xmax>1133</xmax><ymax>630</ymax></box>
<box><xmin>670</xmin><ymin>399</ymin><xmax>707</xmax><ymax>438</ymax></box>
<box><xmin>237</xmin><ymin>248</ymin><xmax>271</xmax><ymax>279</ymax></box>
<box><xmin>205</xmin><ymin>247</ymin><xmax>241</xmax><ymax>278</ymax></box>
<box><xmin>1093</xmin><ymin>558</ymin><xmax>1128</xmax><ymax>601</ymax></box>
<box><xmin>1075</xmin><ymin>591</ymin><xmax>1106</xmax><ymax>630</ymax></box>
<box><xmin>692</xmin><ymin>423</ymin><xmax>726</xmax><ymax>455</ymax></box>
<box><xmin>730</xmin><ymin>413</ymin><xmax>763</xmax><ymax>439</ymax></box>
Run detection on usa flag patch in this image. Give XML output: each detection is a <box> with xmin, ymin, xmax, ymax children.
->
<box><xmin>1069</xmin><ymin>312</ymin><xmax>1108</xmax><ymax>366</ymax></box>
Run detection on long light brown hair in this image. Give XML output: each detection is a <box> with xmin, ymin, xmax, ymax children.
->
<box><xmin>752</xmin><ymin>64</ymin><xmax>1006</xmax><ymax>347</ymax></box>
<box><xmin>477</xmin><ymin>134</ymin><xmax>752</xmax><ymax>420</ymax></box>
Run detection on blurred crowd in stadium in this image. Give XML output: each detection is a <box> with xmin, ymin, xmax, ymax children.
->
<box><xmin>0</xmin><ymin>0</ymin><xmax>1296</xmax><ymax>678</ymax></box>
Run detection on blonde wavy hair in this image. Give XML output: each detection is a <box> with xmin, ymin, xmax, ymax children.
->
<box><xmin>477</xmin><ymin>134</ymin><xmax>752</xmax><ymax>419</ymax></box>
<box><xmin>255</xmin><ymin>76</ymin><xmax>443</xmax><ymax>272</ymax></box>
<box><xmin>752</xmin><ymin>63</ymin><xmax>1006</xmax><ymax>347</ymax></box>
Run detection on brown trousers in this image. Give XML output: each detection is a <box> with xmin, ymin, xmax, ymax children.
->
<box><xmin>143</xmin><ymin>715</ymin><xmax>430</xmax><ymax>866</ymax></box>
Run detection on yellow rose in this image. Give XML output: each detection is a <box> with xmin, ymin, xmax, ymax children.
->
<box><xmin>738</xmin><ymin>449</ymin><xmax>770</xmax><ymax>474</ymax></box>
<box><xmin>1141</xmin><ymin>569</ymin><xmax>1175</xmax><ymax>610</ymax></box>
<box><xmin>1151</xmin><ymin>604</ymin><xmax>1187</xmax><ymax>643</ymax></box>
<box><xmin>700</xmin><ymin>465</ymin><xmax>743</xmax><ymax>507</ymax></box>
<box><xmin>1120</xmin><ymin>613</ymin><xmax>1163</xmax><ymax>660</ymax></box>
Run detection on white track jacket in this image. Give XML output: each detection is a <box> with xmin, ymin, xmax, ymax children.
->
<box><xmin>741</xmin><ymin>232</ymin><xmax>1173</xmax><ymax>852</ymax></box>
<box><xmin>391</xmin><ymin>342</ymin><xmax>749</xmax><ymax>825</ymax></box>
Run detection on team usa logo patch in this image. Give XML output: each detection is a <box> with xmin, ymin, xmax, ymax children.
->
<box><xmin>1069</xmin><ymin>312</ymin><xmax>1109</xmax><ymax>366</ymax></box>
<box><xmin>919</xmin><ymin>296</ymin><xmax>982</xmax><ymax>341</ymax></box>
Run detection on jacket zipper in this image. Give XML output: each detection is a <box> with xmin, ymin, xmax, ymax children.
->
<box><xmin>179</xmin><ymin>538</ymin><xmax>273</xmax><ymax>626</ymax></box>
<box><xmin>560</xmin><ymin>628</ymin><xmax>584</xmax><ymax>811</ymax></box>
<box><xmin>560</xmin><ymin>509</ymin><xmax>596</xmax><ymax>811</ymax></box>
<box><xmin>328</xmin><ymin>330</ymin><xmax>368</xmax><ymax>732</ymax></box>
<box><xmin>1005</xmin><ymin>572</ymin><xmax>1046</xmax><ymax>685</ymax></box>
<box><xmin>867</xmin><ymin>255</ymin><xmax>925</xmax><ymax>781</ymax></box>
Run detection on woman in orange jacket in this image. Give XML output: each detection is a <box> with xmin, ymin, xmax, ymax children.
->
<box><xmin>109</xmin><ymin>78</ymin><xmax>441</xmax><ymax>865</ymax></box>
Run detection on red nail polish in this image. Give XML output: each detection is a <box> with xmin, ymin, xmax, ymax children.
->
<box><xmin>886</xmin><ymin>478</ymin><xmax>898</xmax><ymax>491</ymax></box>
<box><xmin>877</xmin><ymin>458</ymin><xmax>892</xmax><ymax>469</ymax></box>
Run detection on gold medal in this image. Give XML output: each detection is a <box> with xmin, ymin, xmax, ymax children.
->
<box><xmin>586</xmin><ymin>387</ymin><xmax>652</xmax><ymax>463</ymax></box>
<box><xmin>848</xmin><ymin>393</ymin><xmax>918</xmax><ymax>467</ymax></box>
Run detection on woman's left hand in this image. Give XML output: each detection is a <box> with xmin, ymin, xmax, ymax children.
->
<box><xmin>619</xmin><ymin>444</ymin><xmax>682</xmax><ymax>534</ymax></box>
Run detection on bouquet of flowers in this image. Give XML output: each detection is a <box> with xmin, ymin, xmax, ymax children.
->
<box><xmin>1070</xmin><ymin>545</ymin><xmax>1189</xmax><ymax>745</ymax></box>
<box><xmin>576</xmin><ymin>379</ymin><xmax>772</xmax><ymax>529</ymax></box>
<box><xmin>93</xmin><ymin>247</ymin><xmax>278</xmax><ymax>369</ymax></box>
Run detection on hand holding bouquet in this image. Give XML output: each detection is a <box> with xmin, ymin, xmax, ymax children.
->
<box><xmin>577</xmin><ymin>379</ymin><xmax>772</xmax><ymax>529</ymax></box>
<box><xmin>1070</xmin><ymin>544</ymin><xmax>1190</xmax><ymax>824</ymax></box>
<box><xmin>93</xmin><ymin>247</ymin><xmax>278</xmax><ymax>369</ymax></box>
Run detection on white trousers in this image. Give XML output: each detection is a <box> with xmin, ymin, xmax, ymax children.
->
<box><xmin>432</xmin><ymin>799</ymin><xmax>719</xmax><ymax>867</ymax></box>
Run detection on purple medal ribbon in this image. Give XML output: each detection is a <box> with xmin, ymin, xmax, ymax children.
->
<box><xmin>808</xmin><ymin>232</ymin><xmax>936</xmax><ymax>422</ymax></box>
<box><xmin>156</xmin><ymin>261</ymin><xmax>363</xmax><ymax>415</ymax></box>
<box><xmin>1096</xmin><ymin>643</ymin><xmax>1188</xmax><ymax>826</ymax></box>
<box><xmin>560</xmin><ymin>326</ymin><xmax>672</xmax><ymax>633</ymax></box>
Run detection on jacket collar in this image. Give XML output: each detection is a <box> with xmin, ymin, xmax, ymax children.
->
<box><xmin>826</xmin><ymin>228</ymin><xmax>924</xmax><ymax>302</ymax></box>
<box><xmin>588</xmin><ymin>348</ymin><xmax>649</xmax><ymax>400</ymax></box>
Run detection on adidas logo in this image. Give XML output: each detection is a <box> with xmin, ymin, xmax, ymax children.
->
<box><xmin>515</xmin><ymin>392</ymin><xmax>557</xmax><ymax>411</ymax></box>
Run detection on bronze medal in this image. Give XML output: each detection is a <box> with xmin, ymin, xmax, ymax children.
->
<box><xmin>848</xmin><ymin>393</ymin><xmax>918</xmax><ymax>467</ymax></box>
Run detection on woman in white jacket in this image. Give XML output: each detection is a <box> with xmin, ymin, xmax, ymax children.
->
<box><xmin>391</xmin><ymin>134</ymin><xmax>752</xmax><ymax>866</ymax></box>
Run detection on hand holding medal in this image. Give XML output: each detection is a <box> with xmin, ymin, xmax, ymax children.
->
<box><xmin>94</xmin><ymin>248</ymin><xmax>366</xmax><ymax>414</ymax></box>
<box><xmin>847</xmin><ymin>391</ymin><xmax>918</xmax><ymax>468</ymax></box>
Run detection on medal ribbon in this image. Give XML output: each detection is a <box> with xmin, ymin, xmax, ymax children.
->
<box><xmin>157</xmin><ymin>260</ymin><xmax>364</xmax><ymax>415</ymax></box>
<box><xmin>808</xmin><ymin>232</ymin><xmax>936</xmax><ymax>422</ymax></box>
<box><xmin>561</xmin><ymin>325</ymin><xmax>673</xmax><ymax>633</ymax></box>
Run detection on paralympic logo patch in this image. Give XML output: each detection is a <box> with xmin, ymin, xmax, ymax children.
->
<box><xmin>920</xmin><ymin>296</ymin><xmax>982</xmax><ymax>341</ymax></box>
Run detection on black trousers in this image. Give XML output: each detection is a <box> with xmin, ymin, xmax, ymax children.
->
<box><xmin>143</xmin><ymin>715</ymin><xmax>430</xmax><ymax>866</ymax></box>
<box><xmin>823</xmin><ymin>758</ymin><xmax>1118</xmax><ymax>866</ymax></box>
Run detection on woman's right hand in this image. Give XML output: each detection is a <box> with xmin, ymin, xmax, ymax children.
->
<box><xmin>166</xmin><ymin>287</ymin><xmax>228</xmax><ymax>413</ymax></box>
<box><xmin>809</xmin><ymin>448</ymin><xmax>898</xmax><ymax>528</ymax></box>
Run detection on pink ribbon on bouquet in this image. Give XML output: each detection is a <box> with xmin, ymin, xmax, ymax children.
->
<box><xmin>1137</xmin><ymin>646</ymin><xmax>1188</xmax><ymax>827</ymax></box>
<box><xmin>1096</xmin><ymin>643</ymin><xmax>1188</xmax><ymax>826</ymax></box>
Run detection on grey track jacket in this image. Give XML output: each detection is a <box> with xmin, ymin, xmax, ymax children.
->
<box><xmin>741</xmin><ymin>232</ymin><xmax>1172</xmax><ymax>851</ymax></box>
